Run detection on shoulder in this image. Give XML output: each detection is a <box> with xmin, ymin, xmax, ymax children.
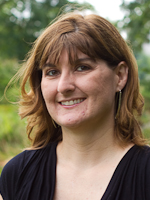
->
<box><xmin>134</xmin><ymin>145</ymin><xmax>150</xmax><ymax>163</ymax></box>
<box><xmin>118</xmin><ymin>145</ymin><xmax>150</xmax><ymax>183</ymax></box>
<box><xmin>1</xmin><ymin>149</ymin><xmax>35</xmax><ymax>174</ymax></box>
<box><xmin>1</xmin><ymin>141</ymin><xmax>57</xmax><ymax>175</ymax></box>
<box><xmin>0</xmin><ymin>142</ymin><xmax>57</xmax><ymax>199</ymax></box>
<box><xmin>135</xmin><ymin>145</ymin><xmax>150</xmax><ymax>174</ymax></box>
<box><xmin>128</xmin><ymin>145</ymin><xmax>150</xmax><ymax>168</ymax></box>
<box><xmin>0</xmin><ymin>150</ymin><xmax>29</xmax><ymax>199</ymax></box>
<box><xmin>132</xmin><ymin>145</ymin><xmax>150</xmax><ymax>198</ymax></box>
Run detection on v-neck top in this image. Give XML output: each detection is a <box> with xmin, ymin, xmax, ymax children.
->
<box><xmin>1</xmin><ymin>142</ymin><xmax>150</xmax><ymax>200</ymax></box>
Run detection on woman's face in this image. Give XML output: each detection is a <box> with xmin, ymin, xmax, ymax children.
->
<box><xmin>41</xmin><ymin>49</ymin><xmax>118</xmax><ymax>129</ymax></box>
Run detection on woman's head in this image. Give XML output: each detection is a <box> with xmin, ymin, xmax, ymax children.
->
<box><xmin>18</xmin><ymin>12</ymin><xmax>145</xmax><ymax>148</ymax></box>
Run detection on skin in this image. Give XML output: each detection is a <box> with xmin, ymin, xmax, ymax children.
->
<box><xmin>41</xmin><ymin>49</ymin><xmax>131</xmax><ymax>200</ymax></box>
<box><xmin>42</xmin><ymin>49</ymin><xmax>118</xmax><ymax>130</ymax></box>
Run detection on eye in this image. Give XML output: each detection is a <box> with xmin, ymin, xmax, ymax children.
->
<box><xmin>47</xmin><ymin>69</ymin><xmax>59</xmax><ymax>76</ymax></box>
<box><xmin>76</xmin><ymin>65</ymin><xmax>91</xmax><ymax>71</ymax></box>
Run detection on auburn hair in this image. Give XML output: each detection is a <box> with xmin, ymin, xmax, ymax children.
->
<box><xmin>16</xmin><ymin>12</ymin><xmax>145</xmax><ymax>149</ymax></box>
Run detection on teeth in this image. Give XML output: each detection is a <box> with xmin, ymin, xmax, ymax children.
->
<box><xmin>61</xmin><ymin>99</ymin><xmax>84</xmax><ymax>106</ymax></box>
<box><xmin>74</xmin><ymin>100</ymin><xmax>77</xmax><ymax>104</ymax></box>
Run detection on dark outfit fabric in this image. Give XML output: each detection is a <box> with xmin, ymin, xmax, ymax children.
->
<box><xmin>0</xmin><ymin>143</ymin><xmax>150</xmax><ymax>200</ymax></box>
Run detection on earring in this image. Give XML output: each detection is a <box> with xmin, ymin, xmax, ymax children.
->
<box><xmin>115</xmin><ymin>90</ymin><xmax>122</xmax><ymax>120</ymax></box>
<box><xmin>52</xmin><ymin>118</ymin><xmax>57</xmax><ymax>128</ymax></box>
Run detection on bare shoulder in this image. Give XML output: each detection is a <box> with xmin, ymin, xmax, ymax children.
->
<box><xmin>0</xmin><ymin>194</ymin><xmax>3</xmax><ymax>200</ymax></box>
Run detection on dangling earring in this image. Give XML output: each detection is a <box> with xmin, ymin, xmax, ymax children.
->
<box><xmin>115</xmin><ymin>90</ymin><xmax>122</xmax><ymax>119</ymax></box>
<box><xmin>52</xmin><ymin>118</ymin><xmax>57</xmax><ymax>128</ymax></box>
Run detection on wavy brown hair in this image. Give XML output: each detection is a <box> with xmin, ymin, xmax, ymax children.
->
<box><xmin>16</xmin><ymin>12</ymin><xmax>145</xmax><ymax>149</ymax></box>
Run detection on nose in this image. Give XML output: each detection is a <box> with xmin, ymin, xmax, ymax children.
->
<box><xmin>57</xmin><ymin>72</ymin><xmax>75</xmax><ymax>94</ymax></box>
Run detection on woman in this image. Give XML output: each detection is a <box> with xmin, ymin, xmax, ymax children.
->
<box><xmin>0</xmin><ymin>12</ymin><xmax>150</xmax><ymax>200</ymax></box>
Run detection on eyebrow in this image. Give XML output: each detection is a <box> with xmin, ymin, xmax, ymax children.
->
<box><xmin>74</xmin><ymin>58</ymin><xmax>95</xmax><ymax>65</ymax></box>
<box><xmin>41</xmin><ymin>63</ymin><xmax>56</xmax><ymax>69</ymax></box>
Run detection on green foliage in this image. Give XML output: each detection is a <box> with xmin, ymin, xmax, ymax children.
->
<box><xmin>0</xmin><ymin>104</ymin><xmax>27</xmax><ymax>151</ymax></box>
<box><xmin>137</xmin><ymin>53</ymin><xmax>150</xmax><ymax>109</ymax></box>
<box><xmin>0</xmin><ymin>104</ymin><xmax>29</xmax><ymax>173</ymax></box>
<box><xmin>118</xmin><ymin>0</ymin><xmax>150</xmax><ymax>53</ymax></box>
<box><xmin>0</xmin><ymin>58</ymin><xmax>20</xmax><ymax>104</ymax></box>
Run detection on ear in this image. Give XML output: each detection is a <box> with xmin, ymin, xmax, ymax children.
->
<box><xmin>115</xmin><ymin>61</ymin><xmax>128</xmax><ymax>92</ymax></box>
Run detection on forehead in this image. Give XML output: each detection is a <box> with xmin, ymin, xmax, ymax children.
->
<box><xmin>46</xmin><ymin>47</ymin><xmax>95</xmax><ymax>66</ymax></box>
<box><xmin>59</xmin><ymin>48</ymin><xmax>91</xmax><ymax>63</ymax></box>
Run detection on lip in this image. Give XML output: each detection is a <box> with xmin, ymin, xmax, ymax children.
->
<box><xmin>58</xmin><ymin>98</ymin><xmax>86</xmax><ymax>107</ymax></box>
<box><xmin>58</xmin><ymin>97</ymin><xmax>86</xmax><ymax>102</ymax></box>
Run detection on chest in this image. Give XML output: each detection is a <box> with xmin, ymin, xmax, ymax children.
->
<box><xmin>53</xmin><ymin>165</ymin><xmax>116</xmax><ymax>200</ymax></box>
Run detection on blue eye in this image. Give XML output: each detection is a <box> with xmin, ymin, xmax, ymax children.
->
<box><xmin>47</xmin><ymin>70</ymin><xmax>59</xmax><ymax>76</ymax></box>
<box><xmin>77</xmin><ymin>65</ymin><xmax>90</xmax><ymax>71</ymax></box>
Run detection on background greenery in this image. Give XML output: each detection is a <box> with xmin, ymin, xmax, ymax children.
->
<box><xmin>0</xmin><ymin>0</ymin><xmax>150</xmax><ymax>173</ymax></box>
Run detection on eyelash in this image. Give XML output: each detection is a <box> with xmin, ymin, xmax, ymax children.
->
<box><xmin>46</xmin><ymin>69</ymin><xmax>59</xmax><ymax>76</ymax></box>
<box><xmin>76</xmin><ymin>65</ymin><xmax>91</xmax><ymax>71</ymax></box>
<box><xmin>45</xmin><ymin>64</ymin><xmax>91</xmax><ymax>77</ymax></box>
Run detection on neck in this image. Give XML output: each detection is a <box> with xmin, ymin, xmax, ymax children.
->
<box><xmin>57</xmin><ymin>118</ymin><xmax>122</xmax><ymax>169</ymax></box>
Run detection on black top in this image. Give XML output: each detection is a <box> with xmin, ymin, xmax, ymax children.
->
<box><xmin>0</xmin><ymin>143</ymin><xmax>150</xmax><ymax>200</ymax></box>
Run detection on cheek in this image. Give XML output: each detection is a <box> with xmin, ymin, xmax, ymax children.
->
<box><xmin>41</xmin><ymin>81</ymin><xmax>58</xmax><ymax>110</ymax></box>
<box><xmin>87</xmin><ymin>74</ymin><xmax>116</xmax><ymax>102</ymax></box>
<box><xmin>41</xmin><ymin>79</ymin><xmax>54</xmax><ymax>102</ymax></box>
<box><xmin>95</xmin><ymin>72</ymin><xmax>116</xmax><ymax>91</ymax></box>
<box><xmin>41</xmin><ymin>80</ymin><xmax>47</xmax><ymax>99</ymax></box>
<box><xmin>86</xmin><ymin>75</ymin><xmax>106</xmax><ymax>93</ymax></box>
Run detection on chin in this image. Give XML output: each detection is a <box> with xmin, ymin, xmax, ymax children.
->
<box><xmin>59</xmin><ymin>119</ymin><xmax>83</xmax><ymax>128</ymax></box>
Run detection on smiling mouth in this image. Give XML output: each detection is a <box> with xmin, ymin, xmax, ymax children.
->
<box><xmin>60</xmin><ymin>99</ymin><xmax>85</xmax><ymax>106</ymax></box>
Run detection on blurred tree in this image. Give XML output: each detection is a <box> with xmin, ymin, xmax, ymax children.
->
<box><xmin>0</xmin><ymin>58</ymin><xmax>20</xmax><ymax>103</ymax></box>
<box><xmin>0</xmin><ymin>0</ymin><xmax>93</xmax><ymax>60</ymax></box>
<box><xmin>117</xmin><ymin>0</ymin><xmax>150</xmax><ymax>53</ymax></box>
<box><xmin>117</xmin><ymin>0</ymin><xmax>150</xmax><ymax>110</ymax></box>
<box><xmin>137</xmin><ymin>53</ymin><xmax>150</xmax><ymax>109</ymax></box>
